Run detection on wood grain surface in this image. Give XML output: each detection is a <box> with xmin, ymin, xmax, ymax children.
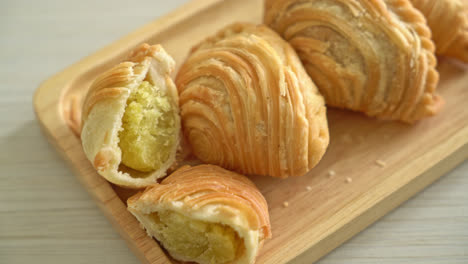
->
<box><xmin>2</xmin><ymin>1</ymin><xmax>468</xmax><ymax>264</ymax></box>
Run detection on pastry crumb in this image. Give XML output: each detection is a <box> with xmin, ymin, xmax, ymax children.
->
<box><xmin>345</xmin><ymin>177</ymin><xmax>353</xmax><ymax>183</ymax></box>
<box><xmin>341</xmin><ymin>134</ymin><xmax>353</xmax><ymax>143</ymax></box>
<box><xmin>375</xmin><ymin>159</ymin><xmax>387</xmax><ymax>167</ymax></box>
<box><xmin>328</xmin><ymin>170</ymin><xmax>336</xmax><ymax>178</ymax></box>
<box><xmin>283</xmin><ymin>201</ymin><xmax>289</xmax><ymax>208</ymax></box>
<box><xmin>306</xmin><ymin>186</ymin><xmax>312</xmax><ymax>191</ymax></box>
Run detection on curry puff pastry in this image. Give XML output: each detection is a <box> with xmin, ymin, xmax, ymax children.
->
<box><xmin>265</xmin><ymin>0</ymin><xmax>443</xmax><ymax>122</ymax></box>
<box><xmin>410</xmin><ymin>0</ymin><xmax>468</xmax><ymax>62</ymax></box>
<box><xmin>176</xmin><ymin>23</ymin><xmax>329</xmax><ymax>178</ymax></box>
<box><xmin>127</xmin><ymin>165</ymin><xmax>271</xmax><ymax>264</ymax></box>
<box><xmin>81</xmin><ymin>44</ymin><xmax>180</xmax><ymax>188</ymax></box>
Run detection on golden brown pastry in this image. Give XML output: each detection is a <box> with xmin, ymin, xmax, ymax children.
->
<box><xmin>264</xmin><ymin>0</ymin><xmax>444</xmax><ymax>122</ymax></box>
<box><xmin>127</xmin><ymin>164</ymin><xmax>271</xmax><ymax>264</ymax></box>
<box><xmin>81</xmin><ymin>44</ymin><xmax>180</xmax><ymax>188</ymax></box>
<box><xmin>176</xmin><ymin>23</ymin><xmax>329</xmax><ymax>178</ymax></box>
<box><xmin>410</xmin><ymin>0</ymin><xmax>468</xmax><ymax>62</ymax></box>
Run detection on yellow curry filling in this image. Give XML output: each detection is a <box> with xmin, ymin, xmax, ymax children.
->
<box><xmin>150</xmin><ymin>210</ymin><xmax>243</xmax><ymax>264</ymax></box>
<box><xmin>118</xmin><ymin>81</ymin><xmax>176</xmax><ymax>172</ymax></box>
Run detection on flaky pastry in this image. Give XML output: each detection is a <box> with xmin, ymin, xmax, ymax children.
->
<box><xmin>265</xmin><ymin>0</ymin><xmax>444</xmax><ymax>122</ymax></box>
<box><xmin>410</xmin><ymin>0</ymin><xmax>468</xmax><ymax>62</ymax></box>
<box><xmin>127</xmin><ymin>164</ymin><xmax>271</xmax><ymax>264</ymax></box>
<box><xmin>176</xmin><ymin>23</ymin><xmax>329</xmax><ymax>178</ymax></box>
<box><xmin>81</xmin><ymin>44</ymin><xmax>180</xmax><ymax>188</ymax></box>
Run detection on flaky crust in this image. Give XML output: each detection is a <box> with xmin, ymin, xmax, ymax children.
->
<box><xmin>265</xmin><ymin>0</ymin><xmax>443</xmax><ymax>123</ymax></box>
<box><xmin>176</xmin><ymin>23</ymin><xmax>329</xmax><ymax>178</ymax></box>
<box><xmin>410</xmin><ymin>0</ymin><xmax>468</xmax><ymax>62</ymax></box>
<box><xmin>127</xmin><ymin>165</ymin><xmax>271</xmax><ymax>264</ymax></box>
<box><xmin>81</xmin><ymin>44</ymin><xmax>180</xmax><ymax>188</ymax></box>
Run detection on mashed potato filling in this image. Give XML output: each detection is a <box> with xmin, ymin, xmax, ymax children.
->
<box><xmin>150</xmin><ymin>210</ymin><xmax>243</xmax><ymax>264</ymax></box>
<box><xmin>118</xmin><ymin>81</ymin><xmax>176</xmax><ymax>172</ymax></box>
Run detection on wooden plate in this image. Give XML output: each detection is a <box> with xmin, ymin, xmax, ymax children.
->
<box><xmin>33</xmin><ymin>0</ymin><xmax>468</xmax><ymax>263</ymax></box>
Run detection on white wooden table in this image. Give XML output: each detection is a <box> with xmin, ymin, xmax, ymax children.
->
<box><xmin>1</xmin><ymin>1</ymin><xmax>467</xmax><ymax>263</ymax></box>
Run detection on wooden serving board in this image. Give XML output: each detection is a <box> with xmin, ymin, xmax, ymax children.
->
<box><xmin>33</xmin><ymin>0</ymin><xmax>468</xmax><ymax>263</ymax></box>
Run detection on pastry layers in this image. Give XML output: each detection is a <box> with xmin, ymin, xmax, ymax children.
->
<box><xmin>127</xmin><ymin>164</ymin><xmax>271</xmax><ymax>264</ymax></box>
<box><xmin>410</xmin><ymin>0</ymin><xmax>468</xmax><ymax>62</ymax></box>
<box><xmin>265</xmin><ymin>0</ymin><xmax>443</xmax><ymax>122</ymax></box>
<box><xmin>81</xmin><ymin>44</ymin><xmax>180</xmax><ymax>188</ymax></box>
<box><xmin>176</xmin><ymin>23</ymin><xmax>329</xmax><ymax>178</ymax></box>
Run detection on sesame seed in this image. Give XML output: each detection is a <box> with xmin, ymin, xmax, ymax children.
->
<box><xmin>345</xmin><ymin>177</ymin><xmax>353</xmax><ymax>183</ymax></box>
<box><xmin>328</xmin><ymin>170</ymin><xmax>336</xmax><ymax>178</ymax></box>
<box><xmin>306</xmin><ymin>186</ymin><xmax>312</xmax><ymax>191</ymax></box>
<box><xmin>283</xmin><ymin>201</ymin><xmax>289</xmax><ymax>208</ymax></box>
